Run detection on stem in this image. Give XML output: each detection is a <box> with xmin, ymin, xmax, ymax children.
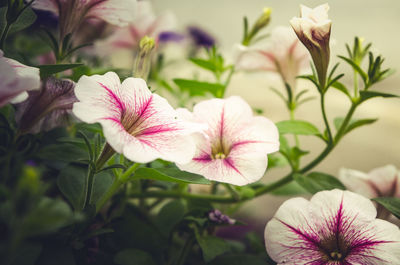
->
<box><xmin>176</xmin><ymin>235</ymin><xmax>195</xmax><ymax>265</ymax></box>
<box><xmin>0</xmin><ymin>22</ymin><xmax>11</xmax><ymax>50</ymax></box>
<box><xmin>353</xmin><ymin>70</ymin><xmax>359</xmax><ymax>98</ymax></box>
<box><xmin>95</xmin><ymin>163</ymin><xmax>141</xmax><ymax>212</ymax></box>
<box><xmin>320</xmin><ymin>92</ymin><xmax>333</xmax><ymax>143</ymax></box>
<box><xmin>84</xmin><ymin>165</ymin><xmax>95</xmax><ymax>209</ymax></box>
<box><xmin>289</xmin><ymin>107</ymin><xmax>300</xmax><ymax>147</ymax></box>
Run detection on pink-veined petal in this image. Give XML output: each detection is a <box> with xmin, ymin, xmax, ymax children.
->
<box><xmin>31</xmin><ymin>0</ymin><xmax>59</xmax><ymax>15</ymax></box>
<box><xmin>88</xmin><ymin>0</ymin><xmax>137</xmax><ymax>26</ymax></box>
<box><xmin>339</xmin><ymin>168</ymin><xmax>378</xmax><ymax>198</ymax></box>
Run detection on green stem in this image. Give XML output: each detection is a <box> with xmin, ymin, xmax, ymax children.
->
<box><xmin>320</xmin><ymin>92</ymin><xmax>333</xmax><ymax>143</ymax></box>
<box><xmin>289</xmin><ymin>107</ymin><xmax>300</xmax><ymax>147</ymax></box>
<box><xmin>176</xmin><ymin>235</ymin><xmax>195</xmax><ymax>265</ymax></box>
<box><xmin>95</xmin><ymin>163</ymin><xmax>141</xmax><ymax>212</ymax></box>
<box><xmin>0</xmin><ymin>22</ymin><xmax>11</xmax><ymax>50</ymax></box>
<box><xmin>353</xmin><ymin>70</ymin><xmax>359</xmax><ymax>98</ymax></box>
<box><xmin>84</xmin><ymin>166</ymin><xmax>95</xmax><ymax>209</ymax></box>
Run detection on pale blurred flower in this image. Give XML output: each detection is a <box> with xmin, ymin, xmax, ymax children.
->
<box><xmin>339</xmin><ymin>165</ymin><xmax>400</xmax><ymax>219</ymax></box>
<box><xmin>33</xmin><ymin>0</ymin><xmax>137</xmax><ymax>39</ymax></box>
<box><xmin>208</xmin><ymin>209</ymin><xmax>235</xmax><ymax>225</ymax></box>
<box><xmin>235</xmin><ymin>26</ymin><xmax>310</xmax><ymax>89</ymax></box>
<box><xmin>16</xmin><ymin>78</ymin><xmax>76</xmax><ymax>134</ymax></box>
<box><xmin>176</xmin><ymin>96</ymin><xmax>279</xmax><ymax>186</ymax></box>
<box><xmin>95</xmin><ymin>1</ymin><xmax>176</xmax><ymax>55</ymax></box>
<box><xmin>72</xmin><ymin>72</ymin><xmax>201</xmax><ymax>164</ymax></box>
<box><xmin>290</xmin><ymin>4</ymin><xmax>331</xmax><ymax>87</ymax></box>
<box><xmin>0</xmin><ymin>50</ymin><xmax>40</xmax><ymax>107</ymax></box>
<box><xmin>265</xmin><ymin>189</ymin><xmax>400</xmax><ymax>265</ymax></box>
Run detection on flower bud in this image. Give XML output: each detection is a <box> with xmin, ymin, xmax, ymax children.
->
<box><xmin>243</xmin><ymin>7</ymin><xmax>272</xmax><ymax>46</ymax></box>
<box><xmin>133</xmin><ymin>36</ymin><xmax>155</xmax><ymax>80</ymax></box>
<box><xmin>290</xmin><ymin>4</ymin><xmax>331</xmax><ymax>89</ymax></box>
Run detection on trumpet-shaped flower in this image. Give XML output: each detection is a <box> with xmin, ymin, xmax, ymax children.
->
<box><xmin>339</xmin><ymin>165</ymin><xmax>400</xmax><ymax>219</ymax></box>
<box><xmin>290</xmin><ymin>4</ymin><xmax>331</xmax><ymax>87</ymax></box>
<box><xmin>16</xmin><ymin>77</ymin><xmax>76</xmax><ymax>134</ymax></box>
<box><xmin>33</xmin><ymin>0</ymin><xmax>137</xmax><ymax>39</ymax></box>
<box><xmin>72</xmin><ymin>72</ymin><xmax>200</xmax><ymax>164</ymax></box>
<box><xmin>95</xmin><ymin>1</ymin><xmax>176</xmax><ymax>54</ymax></box>
<box><xmin>265</xmin><ymin>189</ymin><xmax>400</xmax><ymax>265</ymax></box>
<box><xmin>176</xmin><ymin>96</ymin><xmax>279</xmax><ymax>186</ymax></box>
<box><xmin>0</xmin><ymin>50</ymin><xmax>40</xmax><ymax>107</ymax></box>
<box><xmin>235</xmin><ymin>26</ymin><xmax>310</xmax><ymax>89</ymax></box>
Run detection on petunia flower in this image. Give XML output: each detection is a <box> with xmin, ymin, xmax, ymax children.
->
<box><xmin>208</xmin><ymin>209</ymin><xmax>235</xmax><ymax>225</ymax></box>
<box><xmin>72</xmin><ymin>72</ymin><xmax>201</xmax><ymax>164</ymax></box>
<box><xmin>290</xmin><ymin>4</ymin><xmax>331</xmax><ymax>87</ymax></box>
<box><xmin>16</xmin><ymin>77</ymin><xmax>76</xmax><ymax>134</ymax></box>
<box><xmin>32</xmin><ymin>0</ymin><xmax>137</xmax><ymax>40</ymax></box>
<box><xmin>264</xmin><ymin>189</ymin><xmax>400</xmax><ymax>265</ymax></box>
<box><xmin>187</xmin><ymin>26</ymin><xmax>216</xmax><ymax>48</ymax></box>
<box><xmin>176</xmin><ymin>96</ymin><xmax>279</xmax><ymax>186</ymax></box>
<box><xmin>339</xmin><ymin>165</ymin><xmax>400</xmax><ymax>219</ymax></box>
<box><xmin>95</xmin><ymin>1</ymin><xmax>176</xmax><ymax>54</ymax></box>
<box><xmin>0</xmin><ymin>50</ymin><xmax>40</xmax><ymax>107</ymax></box>
<box><xmin>235</xmin><ymin>26</ymin><xmax>310</xmax><ymax>89</ymax></box>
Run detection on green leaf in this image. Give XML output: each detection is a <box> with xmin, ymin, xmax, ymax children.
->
<box><xmin>360</xmin><ymin>90</ymin><xmax>399</xmax><ymax>101</ymax></box>
<box><xmin>209</xmin><ymin>254</ymin><xmax>274</xmax><ymax>265</ymax></box>
<box><xmin>57</xmin><ymin>164</ymin><xmax>87</xmax><ymax>211</ymax></box>
<box><xmin>294</xmin><ymin>172</ymin><xmax>345</xmax><ymax>194</ymax></box>
<box><xmin>338</xmin><ymin>55</ymin><xmax>368</xmax><ymax>82</ymax></box>
<box><xmin>39</xmin><ymin>63</ymin><xmax>83</xmax><ymax>78</ymax></box>
<box><xmin>270</xmin><ymin>180</ymin><xmax>307</xmax><ymax>196</ymax></box>
<box><xmin>155</xmin><ymin>200</ymin><xmax>185</xmax><ymax>236</ymax></box>
<box><xmin>196</xmin><ymin>235</ymin><xmax>232</xmax><ymax>262</ymax></box>
<box><xmin>267</xmin><ymin>153</ymin><xmax>289</xmax><ymax>169</ymax></box>
<box><xmin>173</xmin><ymin>78</ymin><xmax>224</xmax><ymax>97</ymax></box>
<box><xmin>90</xmin><ymin>171</ymin><xmax>113</xmax><ymax>205</ymax></box>
<box><xmin>331</xmin><ymin>81</ymin><xmax>351</xmax><ymax>98</ymax></box>
<box><xmin>372</xmin><ymin>197</ymin><xmax>400</xmax><ymax>219</ymax></box>
<box><xmin>9</xmin><ymin>7</ymin><xmax>37</xmax><ymax>33</ymax></box>
<box><xmin>22</xmin><ymin>197</ymin><xmax>73</xmax><ymax>236</ymax></box>
<box><xmin>189</xmin><ymin>58</ymin><xmax>217</xmax><ymax>72</ymax></box>
<box><xmin>114</xmin><ymin>248</ymin><xmax>157</xmax><ymax>265</ymax></box>
<box><xmin>334</xmin><ymin>117</ymin><xmax>377</xmax><ymax>134</ymax></box>
<box><xmin>134</xmin><ymin>167</ymin><xmax>211</xmax><ymax>184</ymax></box>
<box><xmin>276</xmin><ymin>120</ymin><xmax>320</xmax><ymax>136</ymax></box>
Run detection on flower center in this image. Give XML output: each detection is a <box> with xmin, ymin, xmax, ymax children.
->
<box><xmin>211</xmin><ymin>139</ymin><xmax>230</xmax><ymax>160</ymax></box>
<box><xmin>330</xmin><ymin>251</ymin><xmax>343</xmax><ymax>261</ymax></box>
<box><xmin>213</xmin><ymin>152</ymin><xmax>226</xmax><ymax>159</ymax></box>
<box><xmin>320</xmin><ymin>234</ymin><xmax>349</xmax><ymax>262</ymax></box>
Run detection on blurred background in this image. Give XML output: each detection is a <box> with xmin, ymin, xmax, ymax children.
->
<box><xmin>151</xmin><ymin>0</ymin><xmax>400</xmax><ymax>223</ymax></box>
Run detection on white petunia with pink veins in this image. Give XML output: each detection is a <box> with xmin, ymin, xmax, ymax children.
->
<box><xmin>72</xmin><ymin>72</ymin><xmax>202</xmax><ymax>164</ymax></box>
<box><xmin>176</xmin><ymin>96</ymin><xmax>279</xmax><ymax>186</ymax></box>
<box><xmin>0</xmin><ymin>50</ymin><xmax>40</xmax><ymax>107</ymax></box>
<box><xmin>264</xmin><ymin>189</ymin><xmax>400</xmax><ymax>265</ymax></box>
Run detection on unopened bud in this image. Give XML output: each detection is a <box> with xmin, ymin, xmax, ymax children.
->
<box><xmin>133</xmin><ymin>36</ymin><xmax>156</xmax><ymax>80</ymax></box>
<box><xmin>243</xmin><ymin>7</ymin><xmax>272</xmax><ymax>46</ymax></box>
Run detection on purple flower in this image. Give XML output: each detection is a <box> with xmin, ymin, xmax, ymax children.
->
<box><xmin>16</xmin><ymin>77</ymin><xmax>76</xmax><ymax>134</ymax></box>
<box><xmin>158</xmin><ymin>31</ymin><xmax>185</xmax><ymax>43</ymax></box>
<box><xmin>187</xmin><ymin>26</ymin><xmax>216</xmax><ymax>48</ymax></box>
<box><xmin>264</xmin><ymin>189</ymin><xmax>400</xmax><ymax>264</ymax></box>
<box><xmin>208</xmin><ymin>209</ymin><xmax>235</xmax><ymax>225</ymax></box>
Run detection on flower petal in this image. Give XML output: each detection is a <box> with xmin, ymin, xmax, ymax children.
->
<box><xmin>88</xmin><ymin>0</ymin><xmax>137</xmax><ymax>26</ymax></box>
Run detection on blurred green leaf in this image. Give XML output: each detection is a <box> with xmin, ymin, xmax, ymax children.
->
<box><xmin>39</xmin><ymin>63</ymin><xmax>83</xmax><ymax>78</ymax></box>
<box><xmin>338</xmin><ymin>55</ymin><xmax>368</xmax><ymax>82</ymax></box>
<box><xmin>209</xmin><ymin>254</ymin><xmax>274</xmax><ymax>265</ymax></box>
<box><xmin>276</xmin><ymin>120</ymin><xmax>320</xmax><ymax>136</ymax></box>
<box><xmin>190</xmin><ymin>58</ymin><xmax>217</xmax><ymax>72</ymax></box>
<box><xmin>173</xmin><ymin>78</ymin><xmax>224</xmax><ymax>97</ymax></box>
<box><xmin>331</xmin><ymin>81</ymin><xmax>351</xmax><ymax>98</ymax></box>
<box><xmin>155</xmin><ymin>200</ymin><xmax>185</xmax><ymax>236</ymax></box>
<box><xmin>90</xmin><ymin>171</ymin><xmax>113</xmax><ymax>205</ymax></box>
<box><xmin>9</xmin><ymin>7</ymin><xmax>37</xmax><ymax>33</ymax></box>
<box><xmin>267</xmin><ymin>153</ymin><xmax>289</xmax><ymax>169</ymax></box>
<box><xmin>270</xmin><ymin>181</ymin><xmax>307</xmax><ymax>196</ymax></box>
<box><xmin>294</xmin><ymin>172</ymin><xmax>345</xmax><ymax>194</ymax></box>
<box><xmin>360</xmin><ymin>90</ymin><xmax>398</xmax><ymax>101</ymax></box>
<box><xmin>372</xmin><ymin>197</ymin><xmax>400</xmax><ymax>219</ymax></box>
<box><xmin>134</xmin><ymin>167</ymin><xmax>211</xmax><ymax>184</ymax></box>
<box><xmin>196</xmin><ymin>234</ymin><xmax>231</xmax><ymax>262</ymax></box>
<box><xmin>114</xmin><ymin>248</ymin><xmax>157</xmax><ymax>265</ymax></box>
<box><xmin>334</xmin><ymin>117</ymin><xmax>377</xmax><ymax>134</ymax></box>
<box><xmin>57</xmin><ymin>164</ymin><xmax>87</xmax><ymax>211</ymax></box>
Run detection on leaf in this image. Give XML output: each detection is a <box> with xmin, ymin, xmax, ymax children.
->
<box><xmin>196</xmin><ymin>235</ymin><xmax>232</xmax><ymax>262</ymax></box>
<box><xmin>294</xmin><ymin>172</ymin><xmax>345</xmax><ymax>194</ymax></box>
<box><xmin>90</xmin><ymin>171</ymin><xmax>113</xmax><ymax>205</ymax></box>
<box><xmin>209</xmin><ymin>254</ymin><xmax>274</xmax><ymax>265</ymax></box>
<box><xmin>134</xmin><ymin>167</ymin><xmax>211</xmax><ymax>184</ymax></box>
<box><xmin>338</xmin><ymin>56</ymin><xmax>368</xmax><ymax>82</ymax></box>
<box><xmin>360</xmin><ymin>90</ymin><xmax>399</xmax><ymax>101</ymax></box>
<box><xmin>155</xmin><ymin>200</ymin><xmax>185</xmax><ymax>236</ymax></box>
<box><xmin>22</xmin><ymin>197</ymin><xmax>73</xmax><ymax>236</ymax></box>
<box><xmin>331</xmin><ymin>81</ymin><xmax>351</xmax><ymax>98</ymax></box>
<box><xmin>334</xmin><ymin>117</ymin><xmax>377</xmax><ymax>134</ymax></box>
<box><xmin>189</xmin><ymin>58</ymin><xmax>217</xmax><ymax>72</ymax></box>
<box><xmin>114</xmin><ymin>248</ymin><xmax>157</xmax><ymax>265</ymax></box>
<box><xmin>270</xmin><ymin>181</ymin><xmax>307</xmax><ymax>196</ymax></box>
<box><xmin>276</xmin><ymin>120</ymin><xmax>320</xmax><ymax>136</ymax></box>
<box><xmin>372</xmin><ymin>197</ymin><xmax>400</xmax><ymax>219</ymax></box>
<box><xmin>173</xmin><ymin>78</ymin><xmax>224</xmax><ymax>97</ymax></box>
<box><xmin>57</xmin><ymin>164</ymin><xmax>87</xmax><ymax>211</ymax></box>
<box><xmin>9</xmin><ymin>7</ymin><xmax>37</xmax><ymax>33</ymax></box>
<box><xmin>267</xmin><ymin>153</ymin><xmax>289</xmax><ymax>169</ymax></box>
<box><xmin>39</xmin><ymin>63</ymin><xmax>83</xmax><ymax>78</ymax></box>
